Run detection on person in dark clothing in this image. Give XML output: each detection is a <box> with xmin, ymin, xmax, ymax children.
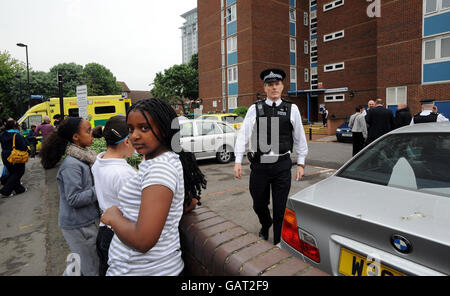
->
<box><xmin>26</xmin><ymin>125</ymin><xmax>37</xmax><ymax>157</ymax></box>
<box><xmin>394</xmin><ymin>103</ymin><xmax>412</xmax><ymax>129</ymax></box>
<box><xmin>0</xmin><ymin>120</ymin><xmax>28</xmax><ymax>197</ymax></box>
<box><xmin>53</xmin><ymin>114</ymin><xmax>62</xmax><ymax>127</ymax></box>
<box><xmin>365</xmin><ymin>98</ymin><xmax>395</xmax><ymax>145</ymax></box>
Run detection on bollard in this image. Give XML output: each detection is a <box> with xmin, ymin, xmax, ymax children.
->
<box><xmin>309</xmin><ymin>124</ymin><xmax>312</xmax><ymax>140</ymax></box>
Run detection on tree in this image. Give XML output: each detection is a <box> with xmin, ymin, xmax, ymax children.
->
<box><xmin>0</xmin><ymin>51</ymin><xmax>26</xmax><ymax>118</ymax></box>
<box><xmin>151</xmin><ymin>54</ymin><xmax>198</xmax><ymax>113</ymax></box>
<box><xmin>49</xmin><ymin>63</ymin><xmax>84</xmax><ymax>97</ymax></box>
<box><xmin>83</xmin><ymin>63</ymin><xmax>122</xmax><ymax>96</ymax></box>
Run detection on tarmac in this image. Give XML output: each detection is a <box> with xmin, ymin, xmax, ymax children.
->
<box><xmin>0</xmin><ymin>133</ymin><xmax>338</xmax><ymax>275</ymax></box>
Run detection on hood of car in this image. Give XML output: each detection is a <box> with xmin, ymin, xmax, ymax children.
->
<box><xmin>289</xmin><ymin>176</ymin><xmax>450</xmax><ymax>246</ymax></box>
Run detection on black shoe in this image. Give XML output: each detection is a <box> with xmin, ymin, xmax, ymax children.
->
<box><xmin>259</xmin><ymin>228</ymin><xmax>269</xmax><ymax>241</ymax></box>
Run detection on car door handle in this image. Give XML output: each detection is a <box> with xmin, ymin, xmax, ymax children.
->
<box><xmin>190</xmin><ymin>139</ymin><xmax>195</xmax><ymax>142</ymax></box>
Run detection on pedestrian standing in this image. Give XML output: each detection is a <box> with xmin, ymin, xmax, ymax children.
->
<box><xmin>40</xmin><ymin>117</ymin><xmax>100</xmax><ymax>276</ymax></box>
<box><xmin>26</xmin><ymin>125</ymin><xmax>37</xmax><ymax>158</ymax></box>
<box><xmin>348</xmin><ymin>106</ymin><xmax>360</xmax><ymax>130</ymax></box>
<box><xmin>394</xmin><ymin>103</ymin><xmax>412</xmax><ymax>128</ymax></box>
<box><xmin>0</xmin><ymin>119</ymin><xmax>28</xmax><ymax>197</ymax></box>
<box><xmin>365</xmin><ymin>98</ymin><xmax>395</xmax><ymax>145</ymax></box>
<box><xmin>351</xmin><ymin>106</ymin><xmax>367</xmax><ymax>156</ymax></box>
<box><xmin>101</xmin><ymin>98</ymin><xmax>206</xmax><ymax>276</ymax></box>
<box><xmin>91</xmin><ymin>116</ymin><xmax>137</xmax><ymax>276</ymax></box>
<box><xmin>234</xmin><ymin>68</ymin><xmax>308</xmax><ymax>245</ymax></box>
<box><xmin>35</xmin><ymin>115</ymin><xmax>55</xmax><ymax>140</ymax></box>
<box><xmin>322</xmin><ymin>106</ymin><xmax>328</xmax><ymax>127</ymax></box>
<box><xmin>410</xmin><ymin>98</ymin><xmax>449</xmax><ymax>124</ymax></box>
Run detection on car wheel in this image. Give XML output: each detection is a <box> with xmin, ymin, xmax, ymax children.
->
<box><xmin>216</xmin><ymin>145</ymin><xmax>233</xmax><ymax>164</ymax></box>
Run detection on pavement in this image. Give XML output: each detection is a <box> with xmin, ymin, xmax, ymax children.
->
<box><xmin>0</xmin><ymin>134</ymin><xmax>339</xmax><ymax>276</ymax></box>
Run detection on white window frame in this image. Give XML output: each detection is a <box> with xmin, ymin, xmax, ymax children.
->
<box><xmin>303</xmin><ymin>12</ymin><xmax>309</xmax><ymax>26</ymax></box>
<box><xmin>386</xmin><ymin>86</ymin><xmax>407</xmax><ymax>106</ymax></box>
<box><xmin>422</xmin><ymin>34</ymin><xmax>450</xmax><ymax>64</ymax></box>
<box><xmin>323</xmin><ymin>30</ymin><xmax>345</xmax><ymax>42</ymax></box>
<box><xmin>290</xmin><ymin>67</ymin><xmax>297</xmax><ymax>84</ymax></box>
<box><xmin>290</xmin><ymin>37</ymin><xmax>297</xmax><ymax>52</ymax></box>
<box><xmin>227</xmin><ymin>35</ymin><xmax>237</xmax><ymax>53</ymax></box>
<box><xmin>228</xmin><ymin>96</ymin><xmax>238</xmax><ymax>109</ymax></box>
<box><xmin>324</xmin><ymin>62</ymin><xmax>345</xmax><ymax>72</ymax></box>
<box><xmin>304</xmin><ymin>40</ymin><xmax>309</xmax><ymax>54</ymax></box>
<box><xmin>304</xmin><ymin>68</ymin><xmax>309</xmax><ymax>82</ymax></box>
<box><xmin>323</xmin><ymin>0</ymin><xmax>344</xmax><ymax>12</ymax></box>
<box><xmin>226</xmin><ymin>4</ymin><xmax>237</xmax><ymax>23</ymax></box>
<box><xmin>324</xmin><ymin>93</ymin><xmax>345</xmax><ymax>102</ymax></box>
<box><xmin>227</xmin><ymin>66</ymin><xmax>238</xmax><ymax>84</ymax></box>
<box><xmin>424</xmin><ymin>0</ymin><xmax>450</xmax><ymax>15</ymax></box>
<box><xmin>289</xmin><ymin>9</ymin><xmax>296</xmax><ymax>22</ymax></box>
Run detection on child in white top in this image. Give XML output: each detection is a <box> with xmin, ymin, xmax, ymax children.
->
<box><xmin>91</xmin><ymin>116</ymin><xmax>137</xmax><ymax>276</ymax></box>
<box><xmin>101</xmin><ymin>98</ymin><xmax>206</xmax><ymax>276</ymax></box>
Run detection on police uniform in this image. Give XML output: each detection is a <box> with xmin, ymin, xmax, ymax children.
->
<box><xmin>234</xmin><ymin>68</ymin><xmax>308</xmax><ymax>245</ymax></box>
<box><xmin>410</xmin><ymin>98</ymin><xmax>449</xmax><ymax>125</ymax></box>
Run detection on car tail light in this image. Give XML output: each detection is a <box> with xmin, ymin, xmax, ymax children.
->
<box><xmin>282</xmin><ymin>208</ymin><xmax>321</xmax><ymax>263</ymax></box>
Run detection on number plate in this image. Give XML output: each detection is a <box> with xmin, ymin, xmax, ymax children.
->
<box><xmin>338</xmin><ymin>248</ymin><xmax>406</xmax><ymax>276</ymax></box>
<box><xmin>342</xmin><ymin>133</ymin><xmax>352</xmax><ymax>137</ymax></box>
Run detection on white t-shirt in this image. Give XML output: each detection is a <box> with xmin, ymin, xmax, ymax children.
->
<box><xmin>107</xmin><ymin>151</ymin><xmax>185</xmax><ymax>276</ymax></box>
<box><xmin>92</xmin><ymin>152</ymin><xmax>137</xmax><ymax>227</ymax></box>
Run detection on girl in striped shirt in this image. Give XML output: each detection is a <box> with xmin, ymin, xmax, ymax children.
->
<box><xmin>101</xmin><ymin>98</ymin><xmax>206</xmax><ymax>276</ymax></box>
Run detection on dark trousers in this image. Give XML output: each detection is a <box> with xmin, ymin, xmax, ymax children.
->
<box><xmin>352</xmin><ymin>132</ymin><xmax>365</xmax><ymax>156</ymax></box>
<box><xmin>249</xmin><ymin>157</ymin><xmax>292</xmax><ymax>245</ymax></box>
<box><xmin>0</xmin><ymin>155</ymin><xmax>25</xmax><ymax>196</ymax></box>
<box><xmin>96</xmin><ymin>226</ymin><xmax>114</xmax><ymax>276</ymax></box>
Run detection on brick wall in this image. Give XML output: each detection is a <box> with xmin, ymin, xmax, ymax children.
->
<box><xmin>180</xmin><ymin>205</ymin><xmax>328</xmax><ymax>276</ymax></box>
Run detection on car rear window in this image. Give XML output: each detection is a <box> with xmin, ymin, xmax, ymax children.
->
<box><xmin>223</xmin><ymin>115</ymin><xmax>243</xmax><ymax>123</ymax></box>
<box><xmin>337</xmin><ymin>133</ymin><xmax>450</xmax><ymax>197</ymax></box>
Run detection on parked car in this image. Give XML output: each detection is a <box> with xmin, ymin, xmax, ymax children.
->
<box><xmin>198</xmin><ymin>113</ymin><xmax>243</xmax><ymax>130</ymax></box>
<box><xmin>179</xmin><ymin>119</ymin><xmax>237</xmax><ymax>163</ymax></box>
<box><xmin>336</xmin><ymin>121</ymin><xmax>352</xmax><ymax>142</ymax></box>
<box><xmin>280</xmin><ymin>122</ymin><xmax>450</xmax><ymax>276</ymax></box>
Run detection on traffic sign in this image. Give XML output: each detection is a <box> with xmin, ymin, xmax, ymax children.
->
<box><xmin>30</xmin><ymin>95</ymin><xmax>43</xmax><ymax>99</ymax></box>
<box><xmin>76</xmin><ymin>85</ymin><xmax>88</xmax><ymax>119</ymax></box>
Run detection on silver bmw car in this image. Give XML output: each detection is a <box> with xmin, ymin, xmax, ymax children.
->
<box><xmin>280</xmin><ymin>122</ymin><xmax>450</xmax><ymax>276</ymax></box>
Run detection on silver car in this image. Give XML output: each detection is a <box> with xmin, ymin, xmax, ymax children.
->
<box><xmin>280</xmin><ymin>122</ymin><xmax>450</xmax><ymax>276</ymax></box>
<box><xmin>179</xmin><ymin>119</ymin><xmax>237</xmax><ymax>163</ymax></box>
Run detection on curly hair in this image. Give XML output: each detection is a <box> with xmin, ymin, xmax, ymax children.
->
<box><xmin>39</xmin><ymin>117</ymin><xmax>82</xmax><ymax>169</ymax></box>
<box><xmin>127</xmin><ymin>98</ymin><xmax>207</xmax><ymax>207</ymax></box>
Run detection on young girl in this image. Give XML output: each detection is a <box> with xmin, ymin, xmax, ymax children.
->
<box><xmin>101</xmin><ymin>98</ymin><xmax>206</xmax><ymax>276</ymax></box>
<box><xmin>40</xmin><ymin>117</ymin><xmax>100</xmax><ymax>276</ymax></box>
<box><xmin>91</xmin><ymin>116</ymin><xmax>137</xmax><ymax>276</ymax></box>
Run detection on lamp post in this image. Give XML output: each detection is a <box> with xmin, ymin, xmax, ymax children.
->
<box><xmin>16</xmin><ymin>43</ymin><xmax>30</xmax><ymax>111</ymax></box>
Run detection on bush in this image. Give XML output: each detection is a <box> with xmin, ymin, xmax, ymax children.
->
<box><xmin>89</xmin><ymin>138</ymin><xmax>142</xmax><ymax>169</ymax></box>
<box><xmin>233</xmin><ymin>106</ymin><xmax>248</xmax><ymax>119</ymax></box>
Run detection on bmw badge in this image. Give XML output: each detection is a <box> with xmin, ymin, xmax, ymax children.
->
<box><xmin>391</xmin><ymin>235</ymin><xmax>412</xmax><ymax>254</ymax></box>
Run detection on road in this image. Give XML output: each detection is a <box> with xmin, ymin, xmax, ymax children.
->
<box><xmin>0</xmin><ymin>139</ymin><xmax>352</xmax><ymax>275</ymax></box>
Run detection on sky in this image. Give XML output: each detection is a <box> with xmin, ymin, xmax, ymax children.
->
<box><xmin>0</xmin><ymin>0</ymin><xmax>197</xmax><ymax>91</ymax></box>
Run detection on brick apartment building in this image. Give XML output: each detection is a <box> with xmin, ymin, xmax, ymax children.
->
<box><xmin>197</xmin><ymin>0</ymin><xmax>450</xmax><ymax>130</ymax></box>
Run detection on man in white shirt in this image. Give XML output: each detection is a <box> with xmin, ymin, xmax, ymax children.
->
<box><xmin>233</xmin><ymin>68</ymin><xmax>308</xmax><ymax>245</ymax></box>
<box><xmin>410</xmin><ymin>98</ymin><xmax>449</xmax><ymax>124</ymax></box>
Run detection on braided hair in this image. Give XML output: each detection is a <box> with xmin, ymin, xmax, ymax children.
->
<box><xmin>127</xmin><ymin>98</ymin><xmax>207</xmax><ymax>207</ymax></box>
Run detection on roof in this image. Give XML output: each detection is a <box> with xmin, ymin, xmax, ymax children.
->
<box><xmin>117</xmin><ymin>81</ymin><xmax>130</xmax><ymax>92</ymax></box>
<box><xmin>129</xmin><ymin>91</ymin><xmax>153</xmax><ymax>105</ymax></box>
<box><xmin>390</xmin><ymin>122</ymin><xmax>450</xmax><ymax>134</ymax></box>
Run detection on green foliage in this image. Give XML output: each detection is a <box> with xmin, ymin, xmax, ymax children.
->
<box><xmin>0</xmin><ymin>51</ymin><xmax>27</xmax><ymax>118</ymax></box>
<box><xmin>49</xmin><ymin>63</ymin><xmax>84</xmax><ymax>97</ymax></box>
<box><xmin>89</xmin><ymin>138</ymin><xmax>142</xmax><ymax>169</ymax></box>
<box><xmin>233</xmin><ymin>106</ymin><xmax>248</xmax><ymax>118</ymax></box>
<box><xmin>83</xmin><ymin>63</ymin><xmax>122</xmax><ymax>96</ymax></box>
<box><xmin>150</xmin><ymin>54</ymin><xmax>198</xmax><ymax>112</ymax></box>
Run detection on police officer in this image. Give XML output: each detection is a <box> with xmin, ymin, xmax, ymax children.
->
<box><xmin>410</xmin><ymin>98</ymin><xmax>449</xmax><ymax>124</ymax></box>
<box><xmin>234</xmin><ymin>68</ymin><xmax>308</xmax><ymax>245</ymax></box>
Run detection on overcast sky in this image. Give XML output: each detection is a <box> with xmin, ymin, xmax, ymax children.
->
<box><xmin>0</xmin><ymin>0</ymin><xmax>197</xmax><ymax>91</ymax></box>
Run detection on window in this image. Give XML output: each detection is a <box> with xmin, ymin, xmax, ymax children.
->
<box><xmin>290</xmin><ymin>67</ymin><xmax>297</xmax><ymax>83</ymax></box>
<box><xmin>323</xmin><ymin>0</ymin><xmax>344</xmax><ymax>12</ymax></box>
<box><xmin>227</xmin><ymin>36</ymin><xmax>237</xmax><ymax>53</ymax></box>
<box><xmin>337</xmin><ymin>133</ymin><xmax>450</xmax><ymax>197</ymax></box>
<box><xmin>95</xmin><ymin>106</ymin><xmax>116</xmax><ymax>114</ymax></box>
<box><xmin>218</xmin><ymin>122</ymin><xmax>236</xmax><ymax>133</ymax></box>
<box><xmin>324</xmin><ymin>62</ymin><xmax>345</xmax><ymax>72</ymax></box>
<box><xmin>423</xmin><ymin>34</ymin><xmax>450</xmax><ymax>63</ymax></box>
<box><xmin>180</xmin><ymin>123</ymin><xmax>194</xmax><ymax>138</ymax></box>
<box><xmin>289</xmin><ymin>9</ymin><xmax>296</xmax><ymax>22</ymax></box>
<box><xmin>386</xmin><ymin>86</ymin><xmax>407</xmax><ymax>105</ymax></box>
<box><xmin>68</xmin><ymin>108</ymin><xmax>79</xmax><ymax>117</ymax></box>
<box><xmin>304</xmin><ymin>68</ymin><xmax>309</xmax><ymax>82</ymax></box>
<box><xmin>227</xmin><ymin>66</ymin><xmax>238</xmax><ymax>83</ymax></box>
<box><xmin>424</xmin><ymin>0</ymin><xmax>450</xmax><ymax>14</ymax></box>
<box><xmin>303</xmin><ymin>12</ymin><xmax>309</xmax><ymax>26</ymax></box>
<box><xmin>290</xmin><ymin>38</ymin><xmax>297</xmax><ymax>52</ymax></box>
<box><xmin>323</xmin><ymin>30</ymin><xmax>345</xmax><ymax>42</ymax></box>
<box><xmin>226</xmin><ymin>4</ymin><xmax>236</xmax><ymax>23</ymax></box>
<box><xmin>198</xmin><ymin>121</ymin><xmax>221</xmax><ymax>135</ymax></box>
<box><xmin>304</xmin><ymin>40</ymin><xmax>309</xmax><ymax>54</ymax></box>
<box><xmin>324</xmin><ymin>94</ymin><xmax>345</xmax><ymax>102</ymax></box>
<box><xmin>228</xmin><ymin>96</ymin><xmax>238</xmax><ymax>109</ymax></box>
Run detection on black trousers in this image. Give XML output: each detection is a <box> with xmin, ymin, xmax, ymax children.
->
<box><xmin>96</xmin><ymin>226</ymin><xmax>114</xmax><ymax>276</ymax></box>
<box><xmin>0</xmin><ymin>155</ymin><xmax>25</xmax><ymax>196</ymax></box>
<box><xmin>249</xmin><ymin>157</ymin><xmax>292</xmax><ymax>245</ymax></box>
<box><xmin>352</xmin><ymin>132</ymin><xmax>365</xmax><ymax>156</ymax></box>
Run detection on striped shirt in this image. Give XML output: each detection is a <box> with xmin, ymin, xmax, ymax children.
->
<box><xmin>107</xmin><ymin>152</ymin><xmax>185</xmax><ymax>276</ymax></box>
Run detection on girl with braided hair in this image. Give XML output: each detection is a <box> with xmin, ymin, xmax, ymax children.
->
<box><xmin>40</xmin><ymin>117</ymin><xmax>100</xmax><ymax>276</ymax></box>
<box><xmin>101</xmin><ymin>98</ymin><xmax>206</xmax><ymax>276</ymax></box>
